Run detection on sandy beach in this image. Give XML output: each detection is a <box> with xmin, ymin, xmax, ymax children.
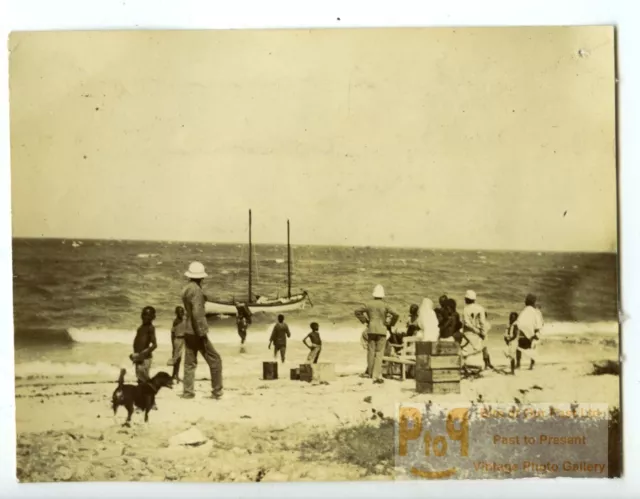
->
<box><xmin>15</xmin><ymin>335</ymin><xmax>620</xmax><ymax>482</ymax></box>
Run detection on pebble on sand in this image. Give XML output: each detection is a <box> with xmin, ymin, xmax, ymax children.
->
<box><xmin>169</xmin><ymin>428</ymin><xmax>209</xmax><ymax>447</ymax></box>
<box><xmin>263</xmin><ymin>471</ymin><xmax>289</xmax><ymax>482</ymax></box>
<box><xmin>53</xmin><ymin>466</ymin><xmax>73</xmax><ymax>482</ymax></box>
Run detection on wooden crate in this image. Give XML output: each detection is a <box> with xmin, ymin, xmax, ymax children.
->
<box><xmin>416</xmin><ymin>354</ymin><xmax>461</xmax><ymax>370</ymax></box>
<box><xmin>262</xmin><ymin>361</ymin><xmax>278</xmax><ymax>380</ymax></box>
<box><xmin>415</xmin><ymin>341</ymin><xmax>460</xmax><ymax>356</ymax></box>
<box><xmin>416</xmin><ymin>381</ymin><xmax>461</xmax><ymax>395</ymax></box>
<box><xmin>299</xmin><ymin>363</ymin><xmax>336</xmax><ymax>382</ymax></box>
<box><xmin>313</xmin><ymin>363</ymin><xmax>336</xmax><ymax>382</ymax></box>
<box><xmin>290</xmin><ymin>368</ymin><xmax>300</xmax><ymax>380</ymax></box>
<box><xmin>299</xmin><ymin>364</ymin><xmax>313</xmax><ymax>382</ymax></box>
<box><xmin>415</xmin><ymin>368</ymin><xmax>461</xmax><ymax>383</ymax></box>
<box><xmin>414</xmin><ymin>341</ymin><xmax>461</xmax><ymax>393</ymax></box>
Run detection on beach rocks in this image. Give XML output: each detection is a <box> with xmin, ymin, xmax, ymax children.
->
<box><xmin>228</xmin><ymin>472</ymin><xmax>253</xmax><ymax>483</ymax></box>
<box><xmin>181</xmin><ymin>474</ymin><xmax>212</xmax><ymax>483</ymax></box>
<box><xmin>231</xmin><ymin>446</ymin><xmax>247</xmax><ymax>456</ymax></box>
<box><xmin>165</xmin><ymin>470</ymin><xmax>180</xmax><ymax>481</ymax></box>
<box><xmin>145</xmin><ymin>464</ymin><xmax>165</xmax><ymax>477</ymax></box>
<box><xmin>368</xmin><ymin>474</ymin><xmax>392</xmax><ymax>481</ymax></box>
<box><xmin>169</xmin><ymin>428</ymin><xmax>208</xmax><ymax>447</ymax></box>
<box><xmin>122</xmin><ymin>446</ymin><xmax>139</xmax><ymax>457</ymax></box>
<box><xmin>393</xmin><ymin>466</ymin><xmax>409</xmax><ymax>480</ymax></box>
<box><xmin>101</xmin><ymin>442</ymin><xmax>125</xmax><ymax>459</ymax></box>
<box><xmin>72</xmin><ymin>461</ymin><xmax>93</xmax><ymax>481</ymax></box>
<box><xmin>140</xmin><ymin>475</ymin><xmax>165</xmax><ymax>482</ymax></box>
<box><xmin>125</xmin><ymin>457</ymin><xmax>145</xmax><ymax>474</ymax></box>
<box><xmin>53</xmin><ymin>466</ymin><xmax>73</xmax><ymax>482</ymax></box>
<box><xmin>55</xmin><ymin>434</ymin><xmax>74</xmax><ymax>449</ymax></box>
<box><xmin>262</xmin><ymin>471</ymin><xmax>289</xmax><ymax>482</ymax></box>
<box><xmin>207</xmin><ymin>461</ymin><xmax>236</xmax><ymax>481</ymax></box>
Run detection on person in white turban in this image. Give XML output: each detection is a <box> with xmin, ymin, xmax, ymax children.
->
<box><xmin>417</xmin><ymin>298</ymin><xmax>440</xmax><ymax>342</ymax></box>
<box><xmin>461</xmin><ymin>289</ymin><xmax>494</xmax><ymax>370</ymax></box>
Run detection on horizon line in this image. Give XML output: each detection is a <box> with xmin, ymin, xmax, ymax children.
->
<box><xmin>10</xmin><ymin>235</ymin><xmax>618</xmax><ymax>255</ymax></box>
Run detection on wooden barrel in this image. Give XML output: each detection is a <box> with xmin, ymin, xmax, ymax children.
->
<box><xmin>263</xmin><ymin>361</ymin><xmax>278</xmax><ymax>380</ymax></box>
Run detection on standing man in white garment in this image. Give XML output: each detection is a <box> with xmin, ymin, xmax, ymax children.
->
<box><xmin>515</xmin><ymin>293</ymin><xmax>544</xmax><ymax>370</ymax></box>
<box><xmin>461</xmin><ymin>290</ymin><xmax>494</xmax><ymax>370</ymax></box>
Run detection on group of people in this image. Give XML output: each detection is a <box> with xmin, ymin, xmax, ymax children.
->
<box><xmin>266</xmin><ymin>314</ymin><xmax>323</xmax><ymax>364</ymax></box>
<box><xmin>130</xmin><ymin>261</ymin><xmax>223</xmax><ymax>400</ymax></box>
<box><xmin>130</xmin><ymin>261</ymin><xmax>326</xmax><ymax>400</ymax></box>
<box><xmin>353</xmin><ymin>284</ymin><xmax>544</xmax><ymax>383</ymax></box>
<box><xmin>504</xmin><ymin>293</ymin><xmax>544</xmax><ymax>373</ymax></box>
<box><xmin>128</xmin><ymin>261</ymin><xmax>544</xmax><ymax>400</ymax></box>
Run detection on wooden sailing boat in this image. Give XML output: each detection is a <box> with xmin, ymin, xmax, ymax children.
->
<box><xmin>204</xmin><ymin>210</ymin><xmax>310</xmax><ymax>316</ymax></box>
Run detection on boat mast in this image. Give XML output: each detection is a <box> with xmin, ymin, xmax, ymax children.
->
<box><xmin>287</xmin><ymin>219</ymin><xmax>292</xmax><ymax>298</ymax></box>
<box><xmin>248</xmin><ymin>209</ymin><xmax>252</xmax><ymax>302</ymax></box>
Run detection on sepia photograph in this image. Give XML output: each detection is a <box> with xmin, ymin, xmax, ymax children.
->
<box><xmin>9</xmin><ymin>26</ymin><xmax>620</xmax><ymax>483</ymax></box>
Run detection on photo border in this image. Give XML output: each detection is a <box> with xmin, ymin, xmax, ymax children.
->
<box><xmin>1</xmin><ymin>1</ymin><xmax>638</xmax><ymax>497</ymax></box>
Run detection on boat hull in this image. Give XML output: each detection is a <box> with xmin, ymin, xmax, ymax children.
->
<box><xmin>205</xmin><ymin>293</ymin><xmax>308</xmax><ymax>316</ymax></box>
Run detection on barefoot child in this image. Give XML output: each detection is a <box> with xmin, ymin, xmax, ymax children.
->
<box><xmin>167</xmin><ymin>306</ymin><xmax>185</xmax><ymax>382</ymax></box>
<box><xmin>503</xmin><ymin>312</ymin><xmax>519</xmax><ymax>374</ymax></box>
<box><xmin>268</xmin><ymin>314</ymin><xmax>291</xmax><ymax>363</ymax></box>
<box><xmin>236</xmin><ymin>304</ymin><xmax>251</xmax><ymax>346</ymax></box>
<box><xmin>434</xmin><ymin>294</ymin><xmax>449</xmax><ymax>327</ymax></box>
<box><xmin>130</xmin><ymin>306</ymin><xmax>158</xmax><ymax>384</ymax></box>
<box><xmin>439</xmin><ymin>298</ymin><xmax>463</xmax><ymax>342</ymax></box>
<box><xmin>303</xmin><ymin>322</ymin><xmax>322</xmax><ymax>363</ymax></box>
<box><xmin>405</xmin><ymin>304</ymin><xmax>421</xmax><ymax>337</ymax></box>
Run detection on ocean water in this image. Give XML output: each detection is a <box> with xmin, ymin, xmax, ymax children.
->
<box><xmin>12</xmin><ymin>238</ymin><xmax>618</xmax><ymax>376</ymax></box>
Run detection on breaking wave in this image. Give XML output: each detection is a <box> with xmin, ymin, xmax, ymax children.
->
<box><xmin>14</xmin><ymin>320</ymin><xmax>619</xmax><ymax>350</ymax></box>
<box><xmin>15</xmin><ymin>360</ymin><xmax>123</xmax><ymax>379</ymax></box>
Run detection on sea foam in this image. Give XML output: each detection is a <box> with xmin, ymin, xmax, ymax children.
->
<box><xmin>64</xmin><ymin>320</ymin><xmax>618</xmax><ymax>347</ymax></box>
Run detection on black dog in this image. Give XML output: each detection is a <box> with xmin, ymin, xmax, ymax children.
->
<box><xmin>111</xmin><ymin>368</ymin><xmax>173</xmax><ymax>426</ymax></box>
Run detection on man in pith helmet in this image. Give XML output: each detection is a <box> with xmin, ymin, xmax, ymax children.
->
<box><xmin>181</xmin><ymin>261</ymin><xmax>223</xmax><ymax>400</ymax></box>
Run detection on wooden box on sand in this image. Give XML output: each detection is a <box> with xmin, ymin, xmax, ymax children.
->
<box><xmin>299</xmin><ymin>363</ymin><xmax>336</xmax><ymax>383</ymax></box>
<box><xmin>263</xmin><ymin>361</ymin><xmax>278</xmax><ymax>380</ymax></box>
<box><xmin>415</xmin><ymin>341</ymin><xmax>461</xmax><ymax>394</ymax></box>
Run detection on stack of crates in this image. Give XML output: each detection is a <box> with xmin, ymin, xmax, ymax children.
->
<box><xmin>415</xmin><ymin>341</ymin><xmax>461</xmax><ymax>394</ymax></box>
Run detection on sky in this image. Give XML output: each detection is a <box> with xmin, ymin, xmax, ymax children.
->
<box><xmin>9</xmin><ymin>27</ymin><xmax>617</xmax><ymax>252</ymax></box>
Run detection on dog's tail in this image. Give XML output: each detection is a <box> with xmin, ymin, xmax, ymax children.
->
<box><xmin>112</xmin><ymin>368</ymin><xmax>126</xmax><ymax>415</ymax></box>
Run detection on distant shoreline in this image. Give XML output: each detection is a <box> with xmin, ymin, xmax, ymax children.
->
<box><xmin>11</xmin><ymin>237</ymin><xmax>618</xmax><ymax>255</ymax></box>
